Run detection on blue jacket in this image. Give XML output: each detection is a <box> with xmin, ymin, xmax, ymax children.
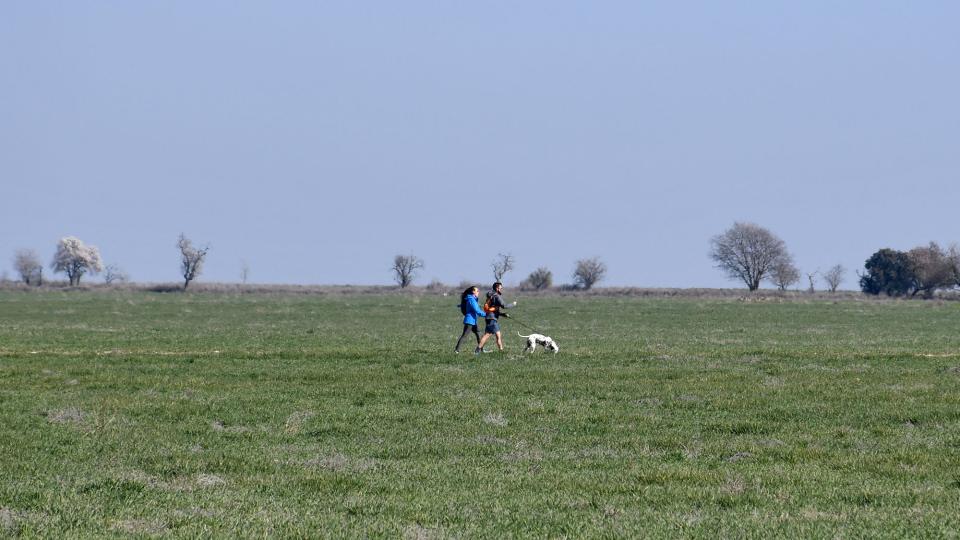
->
<box><xmin>461</xmin><ymin>295</ymin><xmax>486</xmax><ymax>325</ymax></box>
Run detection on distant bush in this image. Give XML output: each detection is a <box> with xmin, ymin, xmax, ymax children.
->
<box><xmin>822</xmin><ymin>264</ymin><xmax>846</xmax><ymax>292</ymax></box>
<box><xmin>425</xmin><ymin>279</ymin><xmax>448</xmax><ymax>293</ymax></box>
<box><xmin>521</xmin><ymin>267</ymin><xmax>553</xmax><ymax>291</ymax></box>
<box><xmin>13</xmin><ymin>249</ymin><xmax>43</xmax><ymax>285</ymax></box>
<box><xmin>860</xmin><ymin>248</ymin><xmax>914</xmax><ymax>296</ymax></box>
<box><xmin>767</xmin><ymin>256</ymin><xmax>800</xmax><ymax>291</ymax></box>
<box><xmin>907</xmin><ymin>242</ymin><xmax>957</xmax><ymax>298</ymax></box>
<box><xmin>573</xmin><ymin>258</ymin><xmax>606</xmax><ymax>290</ymax></box>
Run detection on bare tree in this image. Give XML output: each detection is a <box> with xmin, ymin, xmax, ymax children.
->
<box><xmin>178</xmin><ymin>234</ymin><xmax>210</xmax><ymax>290</ymax></box>
<box><xmin>806</xmin><ymin>271</ymin><xmax>818</xmax><ymax>293</ymax></box>
<box><xmin>709</xmin><ymin>222</ymin><xmax>788</xmax><ymax>291</ymax></box>
<box><xmin>822</xmin><ymin>264</ymin><xmax>846</xmax><ymax>292</ymax></box>
<box><xmin>240</xmin><ymin>260</ymin><xmax>250</xmax><ymax>284</ymax></box>
<box><xmin>767</xmin><ymin>255</ymin><xmax>800</xmax><ymax>291</ymax></box>
<box><xmin>907</xmin><ymin>242</ymin><xmax>955</xmax><ymax>298</ymax></box>
<box><xmin>522</xmin><ymin>267</ymin><xmax>553</xmax><ymax>290</ymax></box>
<box><xmin>573</xmin><ymin>257</ymin><xmax>606</xmax><ymax>290</ymax></box>
<box><xmin>491</xmin><ymin>253</ymin><xmax>515</xmax><ymax>282</ymax></box>
<box><xmin>103</xmin><ymin>264</ymin><xmax>129</xmax><ymax>285</ymax></box>
<box><xmin>13</xmin><ymin>249</ymin><xmax>43</xmax><ymax>285</ymax></box>
<box><xmin>392</xmin><ymin>254</ymin><xmax>424</xmax><ymax>288</ymax></box>
<box><xmin>51</xmin><ymin>237</ymin><xmax>103</xmax><ymax>286</ymax></box>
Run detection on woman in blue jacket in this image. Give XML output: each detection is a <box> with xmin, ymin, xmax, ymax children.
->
<box><xmin>455</xmin><ymin>286</ymin><xmax>486</xmax><ymax>353</ymax></box>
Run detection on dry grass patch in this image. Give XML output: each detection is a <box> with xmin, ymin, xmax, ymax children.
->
<box><xmin>46</xmin><ymin>407</ymin><xmax>85</xmax><ymax>424</ymax></box>
<box><xmin>1</xmin><ymin>508</ymin><xmax>21</xmax><ymax>535</ymax></box>
<box><xmin>195</xmin><ymin>473</ymin><xmax>226</xmax><ymax>488</ymax></box>
<box><xmin>405</xmin><ymin>523</ymin><xmax>445</xmax><ymax>540</ymax></box>
<box><xmin>483</xmin><ymin>412</ymin><xmax>508</xmax><ymax>426</ymax></box>
<box><xmin>501</xmin><ymin>441</ymin><xmax>544</xmax><ymax>462</ymax></box>
<box><xmin>284</xmin><ymin>410</ymin><xmax>316</xmax><ymax>435</ymax></box>
<box><xmin>720</xmin><ymin>474</ymin><xmax>747</xmax><ymax>496</ymax></box>
<box><xmin>476</xmin><ymin>435</ymin><xmax>508</xmax><ymax>446</ymax></box>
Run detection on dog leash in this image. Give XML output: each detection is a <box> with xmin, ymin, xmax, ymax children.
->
<box><xmin>503</xmin><ymin>314</ymin><xmax>541</xmax><ymax>334</ymax></box>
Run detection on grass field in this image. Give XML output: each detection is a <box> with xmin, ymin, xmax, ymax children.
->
<box><xmin>2</xmin><ymin>290</ymin><xmax>960</xmax><ymax>537</ymax></box>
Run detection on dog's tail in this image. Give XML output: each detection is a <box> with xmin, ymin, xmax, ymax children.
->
<box><xmin>517</xmin><ymin>331</ymin><xmax>531</xmax><ymax>338</ymax></box>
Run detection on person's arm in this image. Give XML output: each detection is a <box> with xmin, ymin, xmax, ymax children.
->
<box><xmin>469</xmin><ymin>297</ymin><xmax>486</xmax><ymax>318</ymax></box>
<box><xmin>496</xmin><ymin>295</ymin><xmax>517</xmax><ymax>310</ymax></box>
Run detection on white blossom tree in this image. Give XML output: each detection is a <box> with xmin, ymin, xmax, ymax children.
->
<box><xmin>178</xmin><ymin>234</ymin><xmax>210</xmax><ymax>290</ymax></box>
<box><xmin>51</xmin><ymin>237</ymin><xmax>103</xmax><ymax>286</ymax></box>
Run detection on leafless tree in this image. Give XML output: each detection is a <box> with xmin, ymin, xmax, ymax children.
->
<box><xmin>907</xmin><ymin>242</ymin><xmax>955</xmax><ymax>298</ymax></box>
<box><xmin>522</xmin><ymin>267</ymin><xmax>553</xmax><ymax>290</ymax></box>
<box><xmin>240</xmin><ymin>260</ymin><xmax>250</xmax><ymax>284</ymax></box>
<box><xmin>573</xmin><ymin>257</ymin><xmax>606</xmax><ymax>290</ymax></box>
<box><xmin>491</xmin><ymin>253</ymin><xmax>515</xmax><ymax>282</ymax></box>
<box><xmin>178</xmin><ymin>234</ymin><xmax>210</xmax><ymax>290</ymax></box>
<box><xmin>822</xmin><ymin>264</ymin><xmax>846</xmax><ymax>292</ymax></box>
<box><xmin>767</xmin><ymin>255</ymin><xmax>800</xmax><ymax>291</ymax></box>
<box><xmin>13</xmin><ymin>249</ymin><xmax>43</xmax><ymax>285</ymax></box>
<box><xmin>709</xmin><ymin>222</ymin><xmax>788</xmax><ymax>291</ymax></box>
<box><xmin>51</xmin><ymin>236</ymin><xmax>103</xmax><ymax>286</ymax></box>
<box><xmin>103</xmin><ymin>264</ymin><xmax>129</xmax><ymax>285</ymax></box>
<box><xmin>392</xmin><ymin>254</ymin><xmax>424</xmax><ymax>288</ymax></box>
<box><xmin>806</xmin><ymin>271</ymin><xmax>818</xmax><ymax>293</ymax></box>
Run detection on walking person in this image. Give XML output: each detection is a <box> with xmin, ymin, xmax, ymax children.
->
<box><xmin>454</xmin><ymin>286</ymin><xmax>486</xmax><ymax>353</ymax></box>
<box><xmin>476</xmin><ymin>281</ymin><xmax>516</xmax><ymax>354</ymax></box>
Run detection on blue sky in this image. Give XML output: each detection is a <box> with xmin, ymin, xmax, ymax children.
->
<box><xmin>2</xmin><ymin>2</ymin><xmax>958</xmax><ymax>288</ymax></box>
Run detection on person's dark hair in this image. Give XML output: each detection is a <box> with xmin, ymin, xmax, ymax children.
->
<box><xmin>492</xmin><ymin>281</ymin><xmax>503</xmax><ymax>290</ymax></box>
<box><xmin>460</xmin><ymin>286</ymin><xmax>475</xmax><ymax>315</ymax></box>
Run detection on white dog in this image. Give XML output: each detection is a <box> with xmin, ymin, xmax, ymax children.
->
<box><xmin>518</xmin><ymin>332</ymin><xmax>559</xmax><ymax>354</ymax></box>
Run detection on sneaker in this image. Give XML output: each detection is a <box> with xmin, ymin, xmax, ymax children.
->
<box><xmin>474</xmin><ymin>348</ymin><xmax>482</xmax><ymax>355</ymax></box>
<box><xmin>454</xmin><ymin>349</ymin><xmax>460</xmax><ymax>354</ymax></box>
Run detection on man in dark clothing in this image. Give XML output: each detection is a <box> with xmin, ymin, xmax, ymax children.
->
<box><xmin>475</xmin><ymin>282</ymin><xmax>516</xmax><ymax>354</ymax></box>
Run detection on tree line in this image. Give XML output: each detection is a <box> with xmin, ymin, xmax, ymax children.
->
<box><xmin>11</xmin><ymin>236</ymin><xmax>607</xmax><ymax>291</ymax></box>
<box><xmin>10</xmin><ymin>226</ymin><xmax>958</xmax><ymax>297</ymax></box>
<box><xmin>391</xmin><ymin>253</ymin><xmax>607</xmax><ymax>290</ymax></box>
<box><xmin>709</xmin><ymin>221</ymin><xmax>960</xmax><ymax>297</ymax></box>
<box><xmin>11</xmin><ymin>234</ymin><xmax>210</xmax><ymax>290</ymax></box>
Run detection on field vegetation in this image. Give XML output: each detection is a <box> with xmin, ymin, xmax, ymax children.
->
<box><xmin>2</xmin><ymin>290</ymin><xmax>960</xmax><ymax>537</ymax></box>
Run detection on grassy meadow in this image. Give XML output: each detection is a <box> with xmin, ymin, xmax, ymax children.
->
<box><xmin>1</xmin><ymin>289</ymin><xmax>960</xmax><ymax>537</ymax></box>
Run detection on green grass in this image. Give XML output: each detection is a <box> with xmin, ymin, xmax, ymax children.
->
<box><xmin>2</xmin><ymin>290</ymin><xmax>960</xmax><ymax>537</ymax></box>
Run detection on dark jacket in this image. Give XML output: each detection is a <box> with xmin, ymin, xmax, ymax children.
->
<box><xmin>484</xmin><ymin>291</ymin><xmax>510</xmax><ymax>320</ymax></box>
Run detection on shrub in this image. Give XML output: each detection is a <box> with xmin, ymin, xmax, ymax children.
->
<box><xmin>522</xmin><ymin>267</ymin><xmax>553</xmax><ymax>291</ymax></box>
<box><xmin>860</xmin><ymin>249</ymin><xmax>913</xmax><ymax>296</ymax></box>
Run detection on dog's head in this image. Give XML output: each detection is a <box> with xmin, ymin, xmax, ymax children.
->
<box><xmin>545</xmin><ymin>339</ymin><xmax>559</xmax><ymax>353</ymax></box>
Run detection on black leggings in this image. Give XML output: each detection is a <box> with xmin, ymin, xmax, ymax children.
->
<box><xmin>455</xmin><ymin>323</ymin><xmax>481</xmax><ymax>351</ymax></box>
